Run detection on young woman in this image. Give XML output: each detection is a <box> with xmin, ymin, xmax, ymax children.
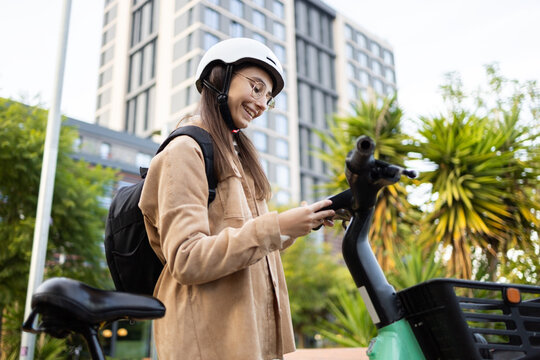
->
<box><xmin>139</xmin><ymin>38</ymin><xmax>335</xmax><ymax>360</ymax></box>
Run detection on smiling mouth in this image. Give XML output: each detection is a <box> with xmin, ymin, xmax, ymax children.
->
<box><xmin>243</xmin><ymin>105</ymin><xmax>256</xmax><ymax>119</ymax></box>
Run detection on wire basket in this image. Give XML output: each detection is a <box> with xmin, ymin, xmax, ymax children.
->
<box><xmin>398</xmin><ymin>278</ymin><xmax>540</xmax><ymax>360</ymax></box>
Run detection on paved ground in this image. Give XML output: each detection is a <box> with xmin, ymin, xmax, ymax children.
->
<box><xmin>284</xmin><ymin>348</ymin><xmax>369</xmax><ymax>360</ymax></box>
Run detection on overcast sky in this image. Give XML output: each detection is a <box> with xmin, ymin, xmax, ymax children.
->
<box><xmin>1</xmin><ymin>0</ymin><xmax>539</xmax><ymax>123</ymax></box>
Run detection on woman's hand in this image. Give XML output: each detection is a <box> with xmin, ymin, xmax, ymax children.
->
<box><xmin>277</xmin><ymin>199</ymin><xmax>335</xmax><ymax>239</ymax></box>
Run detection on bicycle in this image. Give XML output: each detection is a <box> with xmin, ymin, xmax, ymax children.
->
<box><xmin>321</xmin><ymin>135</ymin><xmax>540</xmax><ymax>359</ymax></box>
<box><xmin>22</xmin><ymin>277</ymin><xmax>164</xmax><ymax>360</ymax></box>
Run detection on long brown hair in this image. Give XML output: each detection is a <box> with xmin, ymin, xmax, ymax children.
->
<box><xmin>184</xmin><ymin>63</ymin><xmax>271</xmax><ymax>201</ymax></box>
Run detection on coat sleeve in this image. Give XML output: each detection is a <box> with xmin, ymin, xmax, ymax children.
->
<box><xmin>140</xmin><ymin>136</ymin><xmax>283</xmax><ymax>285</ymax></box>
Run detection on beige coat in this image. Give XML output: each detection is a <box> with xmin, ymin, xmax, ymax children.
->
<box><xmin>139</xmin><ymin>129</ymin><xmax>296</xmax><ymax>360</ymax></box>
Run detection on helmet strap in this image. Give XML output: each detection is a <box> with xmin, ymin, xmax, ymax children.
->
<box><xmin>202</xmin><ymin>64</ymin><xmax>240</xmax><ymax>133</ymax></box>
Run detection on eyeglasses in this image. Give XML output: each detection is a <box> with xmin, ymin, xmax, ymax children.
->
<box><xmin>234</xmin><ymin>72</ymin><xmax>275</xmax><ymax>109</ymax></box>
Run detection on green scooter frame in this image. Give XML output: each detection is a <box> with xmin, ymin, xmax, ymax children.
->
<box><xmin>366</xmin><ymin>319</ymin><xmax>425</xmax><ymax>360</ymax></box>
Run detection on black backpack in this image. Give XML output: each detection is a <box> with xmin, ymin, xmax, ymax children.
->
<box><xmin>105</xmin><ymin>126</ymin><xmax>216</xmax><ymax>295</ymax></box>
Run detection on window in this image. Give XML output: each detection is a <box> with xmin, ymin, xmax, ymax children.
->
<box><xmin>344</xmin><ymin>24</ymin><xmax>353</xmax><ymax>40</ymax></box>
<box><xmin>253</xmin><ymin>33</ymin><xmax>266</xmax><ymax>45</ymax></box>
<box><xmin>347</xmin><ymin>63</ymin><xmax>356</xmax><ymax>79</ymax></box>
<box><xmin>348</xmin><ymin>82</ymin><xmax>357</xmax><ymax>99</ymax></box>
<box><xmin>98</xmin><ymin>67</ymin><xmax>113</xmax><ymax>87</ymax></box>
<box><xmin>275</xmin><ymin>91</ymin><xmax>287</xmax><ymax>111</ymax></box>
<box><xmin>373</xmin><ymin>79</ymin><xmax>384</xmax><ymax>94</ymax></box>
<box><xmin>383</xmin><ymin>50</ymin><xmax>394</xmax><ymax>65</ymax></box>
<box><xmin>372</xmin><ymin>61</ymin><xmax>382</xmax><ymax>76</ymax></box>
<box><xmin>275</xmin><ymin>191</ymin><xmax>290</xmax><ymax>205</ymax></box>
<box><xmin>274</xmin><ymin>44</ymin><xmax>286</xmax><ymax>63</ymax></box>
<box><xmin>359</xmin><ymin>70</ymin><xmax>369</xmax><ymax>85</ymax></box>
<box><xmin>276</xmin><ymin>139</ymin><xmax>289</xmax><ymax>159</ymax></box>
<box><xmin>230</xmin><ymin>0</ymin><xmax>243</xmax><ymax>17</ymax></box>
<box><xmin>100</xmin><ymin>46</ymin><xmax>114</xmax><ymax>67</ymax></box>
<box><xmin>230</xmin><ymin>21</ymin><xmax>244</xmax><ymax>37</ymax></box>
<box><xmin>204</xmin><ymin>32</ymin><xmax>219</xmax><ymax>50</ymax></box>
<box><xmin>346</xmin><ymin>44</ymin><xmax>354</xmax><ymax>59</ymax></box>
<box><xmin>370</xmin><ymin>41</ymin><xmax>381</xmax><ymax>57</ymax></box>
<box><xmin>260</xmin><ymin>158</ymin><xmax>269</xmax><ymax>175</ymax></box>
<box><xmin>204</xmin><ymin>7</ymin><xmax>220</xmax><ymax>30</ymax></box>
<box><xmin>100</xmin><ymin>143</ymin><xmax>111</xmax><ymax>159</ymax></box>
<box><xmin>276</xmin><ymin>164</ymin><xmax>290</xmax><ymax>188</ymax></box>
<box><xmin>102</xmin><ymin>25</ymin><xmax>116</xmax><ymax>46</ymax></box>
<box><xmin>253</xmin><ymin>111</ymin><xmax>268</xmax><ymax>127</ymax></box>
<box><xmin>274</xmin><ymin>114</ymin><xmax>288</xmax><ymax>135</ymax></box>
<box><xmin>357</xmin><ymin>51</ymin><xmax>368</xmax><ymax>68</ymax></box>
<box><xmin>274</xmin><ymin>21</ymin><xmax>285</xmax><ymax>41</ymax></box>
<box><xmin>131</xmin><ymin>1</ymin><xmax>154</xmax><ymax>46</ymax></box>
<box><xmin>385</xmin><ymin>68</ymin><xmax>395</xmax><ymax>83</ymax></box>
<box><xmin>253</xmin><ymin>10</ymin><xmax>266</xmax><ymax>31</ymax></box>
<box><xmin>357</xmin><ymin>33</ymin><xmax>367</xmax><ymax>48</ymax></box>
<box><xmin>253</xmin><ymin>131</ymin><xmax>268</xmax><ymax>152</ymax></box>
<box><xmin>253</xmin><ymin>0</ymin><xmax>265</xmax><ymax>7</ymax></box>
<box><xmin>273</xmin><ymin>1</ymin><xmax>284</xmax><ymax>18</ymax></box>
<box><xmin>207</xmin><ymin>0</ymin><xmax>219</xmax><ymax>5</ymax></box>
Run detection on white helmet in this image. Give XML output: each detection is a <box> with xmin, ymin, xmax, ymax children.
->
<box><xmin>195</xmin><ymin>37</ymin><xmax>285</xmax><ymax>97</ymax></box>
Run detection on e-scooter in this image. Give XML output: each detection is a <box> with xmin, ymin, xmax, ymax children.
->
<box><xmin>323</xmin><ymin>135</ymin><xmax>540</xmax><ymax>360</ymax></box>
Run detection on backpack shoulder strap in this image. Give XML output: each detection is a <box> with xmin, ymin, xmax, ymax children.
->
<box><xmin>156</xmin><ymin>125</ymin><xmax>217</xmax><ymax>204</ymax></box>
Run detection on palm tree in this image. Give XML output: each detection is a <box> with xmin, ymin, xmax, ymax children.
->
<box><xmin>315</xmin><ymin>92</ymin><xmax>419</xmax><ymax>271</ymax></box>
<box><xmin>417</xmin><ymin>65</ymin><xmax>539</xmax><ymax>280</ymax></box>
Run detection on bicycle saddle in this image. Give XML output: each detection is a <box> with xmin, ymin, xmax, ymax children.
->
<box><xmin>23</xmin><ymin>277</ymin><xmax>165</xmax><ymax>337</ymax></box>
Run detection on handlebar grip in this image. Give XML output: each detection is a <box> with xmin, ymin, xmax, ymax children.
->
<box><xmin>318</xmin><ymin>188</ymin><xmax>353</xmax><ymax>212</ymax></box>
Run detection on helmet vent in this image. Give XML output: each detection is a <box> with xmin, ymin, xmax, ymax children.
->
<box><xmin>266</xmin><ymin>57</ymin><xmax>276</xmax><ymax>65</ymax></box>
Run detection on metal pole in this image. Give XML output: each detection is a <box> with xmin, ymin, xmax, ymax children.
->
<box><xmin>19</xmin><ymin>0</ymin><xmax>72</xmax><ymax>358</ymax></box>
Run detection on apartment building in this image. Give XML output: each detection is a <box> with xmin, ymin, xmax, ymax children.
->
<box><xmin>95</xmin><ymin>0</ymin><xmax>396</xmax><ymax>204</ymax></box>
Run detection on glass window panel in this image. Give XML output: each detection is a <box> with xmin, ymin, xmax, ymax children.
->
<box><xmin>347</xmin><ymin>62</ymin><xmax>356</xmax><ymax>79</ymax></box>
<box><xmin>129</xmin><ymin>51</ymin><xmax>142</xmax><ymax>91</ymax></box>
<box><xmin>371</xmin><ymin>41</ymin><xmax>381</xmax><ymax>57</ymax></box>
<box><xmin>253</xmin><ymin>0</ymin><xmax>265</xmax><ymax>7</ymax></box>
<box><xmin>346</xmin><ymin>43</ymin><xmax>354</xmax><ymax>59</ymax></box>
<box><xmin>273</xmin><ymin>0</ymin><xmax>284</xmax><ymax>18</ymax></box>
<box><xmin>204</xmin><ymin>7</ymin><xmax>220</xmax><ymax>30</ymax></box>
<box><xmin>275</xmin><ymin>92</ymin><xmax>287</xmax><ymax>111</ymax></box>
<box><xmin>141</xmin><ymin>2</ymin><xmax>153</xmax><ymax>39</ymax></box>
<box><xmin>275</xmin><ymin>190</ymin><xmax>290</xmax><ymax>205</ymax></box>
<box><xmin>253</xmin><ymin>131</ymin><xmax>268</xmax><ymax>152</ymax></box>
<box><xmin>357</xmin><ymin>51</ymin><xmax>368</xmax><ymax>67</ymax></box>
<box><xmin>253</xmin><ymin>33</ymin><xmax>266</xmax><ymax>45</ymax></box>
<box><xmin>230</xmin><ymin>21</ymin><xmax>244</xmax><ymax>37</ymax></box>
<box><xmin>274</xmin><ymin>114</ymin><xmax>288</xmax><ymax>135</ymax></box>
<box><xmin>230</xmin><ymin>0</ymin><xmax>243</xmax><ymax>17</ymax></box>
<box><xmin>359</xmin><ymin>70</ymin><xmax>369</xmax><ymax>85</ymax></box>
<box><xmin>203</xmin><ymin>32</ymin><xmax>219</xmax><ymax>50</ymax></box>
<box><xmin>357</xmin><ymin>33</ymin><xmax>367</xmax><ymax>48</ymax></box>
<box><xmin>276</xmin><ymin>139</ymin><xmax>289</xmax><ymax>159</ymax></box>
<box><xmin>141</xmin><ymin>42</ymin><xmax>155</xmax><ymax>84</ymax></box>
<box><xmin>274</xmin><ymin>22</ymin><xmax>285</xmax><ymax>41</ymax></box>
<box><xmin>100</xmin><ymin>143</ymin><xmax>111</xmax><ymax>159</ymax></box>
<box><xmin>274</xmin><ymin>44</ymin><xmax>286</xmax><ymax>63</ymax></box>
<box><xmin>253</xmin><ymin>111</ymin><xmax>268</xmax><ymax>127</ymax></box>
<box><xmin>253</xmin><ymin>10</ymin><xmax>266</xmax><ymax>30</ymax></box>
<box><xmin>344</xmin><ymin>24</ymin><xmax>353</xmax><ymax>40</ymax></box>
<box><xmin>276</xmin><ymin>164</ymin><xmax>290</xmax><ymax>188</ymax></box>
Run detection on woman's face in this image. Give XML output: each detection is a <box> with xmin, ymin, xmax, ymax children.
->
<box><xmin>227</xmin><ymin>66</ymin><xmax>274</xmax><ymax>129</ymax></box>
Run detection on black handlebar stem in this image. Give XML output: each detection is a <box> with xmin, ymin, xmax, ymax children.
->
<box><xmin>340</xmin><ymin>135</ymin><xmax>416</xmax><ymax>328</ymax></box>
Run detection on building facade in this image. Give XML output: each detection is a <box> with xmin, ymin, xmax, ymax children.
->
<box><xmin>94</xmin><ymin>0</ymin><xmax>396</xmax><ymax>204</ymax></box>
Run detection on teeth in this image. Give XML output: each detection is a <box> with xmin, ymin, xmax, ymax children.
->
<box><xmin>244</xmin><ymin>106</ymin><xmax>255</xmax><ymax>118</ymax></box>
